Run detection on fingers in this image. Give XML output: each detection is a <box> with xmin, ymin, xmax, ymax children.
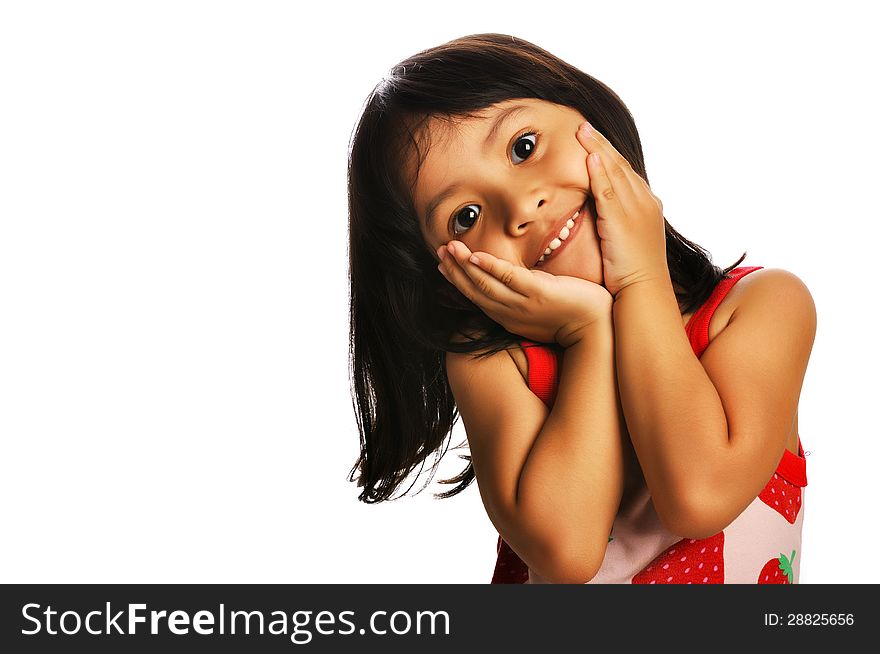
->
<box><xmin>437</xmin><ymin>242</ymin><xmax>518</xmax><ymax>312</ymax></box>
<box><xmin>586</xmin><ymin>151</ymin><xmax>628</xmax><ymax>223</ymax></box>
<box><xmin>462</xmin><ymin>247</ymin><xmax>534</xmax><ymax>297</ymax></box>
<box><xmin>576</xmin><ymin>121</ymin><xmax>640</xmax><ymax>205</ymax></box>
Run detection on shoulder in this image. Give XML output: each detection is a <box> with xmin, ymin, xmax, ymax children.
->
<box><xmin>722</xmin><ymin>268</ymin><xmax>816</xmax><ymax>333</ymax></box>
<box><xmin>444</xmin><ymin>330</ymin><xmax>530</xmax><ymax>384</ymax></box>
<box><xmin>699</xmin><ymin>268</ymin><xmax>815</xmax><ymax>344</ymax></box>
<box><xmin>444</xmin><ymin>340</ymin><xmax>537</xmax><ymax>433</ymax></box>
<box><xmin>446</xmin><ymin>345</ymin><xmax>529</xmax><ymax>392</ymax></box>
<box><xmin>507</xmin><ymin>344</ymin><xmax>529</xmax><ymax>384</ymax></box>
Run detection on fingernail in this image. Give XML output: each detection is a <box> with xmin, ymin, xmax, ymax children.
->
<box><xmin>437</xmin><ymin>246</ymin><xmax>446</xmax><ymax>261</ymax></box>
<box><xmin>469</xmin><ymin>255</ymin><xmax>481</xmax><ymax>267</ymax></box>
<box><xmin>579</xmin><ymin>121</ymin><xmax>593</xmax><ymax>135</ymax></box>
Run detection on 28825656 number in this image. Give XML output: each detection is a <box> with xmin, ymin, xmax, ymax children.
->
<box><xmin>788</xmin><ymin>613</ymin><xmax>854</xmax><ymax>626</ymax></box>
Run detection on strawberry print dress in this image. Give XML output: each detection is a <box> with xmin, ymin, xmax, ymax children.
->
<box><xmin>490</xmin><ymin>266</ymin><xmax>808</xmax><ymax>585</ymax></box>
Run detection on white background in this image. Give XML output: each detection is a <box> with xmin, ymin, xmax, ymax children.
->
<box><xmin>1</xmin><ymin>1</ymin><xmax>876</xmax><ymax>583</ymax></box>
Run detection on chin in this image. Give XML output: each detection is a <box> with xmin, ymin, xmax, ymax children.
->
<box><xmin>537</xmin><ymin>232</ymin><xmax>604</xmax><ymax>283</ymax></box>
<box><xmin>542</xmin><ymin>258</ymin><xmax>603</xmax><ymax>285</ymax></box>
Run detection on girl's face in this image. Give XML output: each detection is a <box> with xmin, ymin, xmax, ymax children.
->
<box><xmin>411</xmin><ymin>98</ymin><xmax>604</xmax><ymax>285</ymax></box>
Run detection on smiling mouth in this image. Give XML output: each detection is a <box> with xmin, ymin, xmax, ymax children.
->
<box><xmin>533</xmin><ymin>199</ymin><xmax>590</xmax><ymax>268</ymax></box>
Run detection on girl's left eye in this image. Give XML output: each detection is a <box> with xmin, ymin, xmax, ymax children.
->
<box><xmin>511</xmin><ymin>132</ymin><xmax>538</xmax><ymax>164</ymax></box>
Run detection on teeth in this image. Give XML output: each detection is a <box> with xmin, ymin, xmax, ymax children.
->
<box><xmin>536</xmin><ymin>207</ymin><xmax>583</xmax><ymax>266</ymax></box>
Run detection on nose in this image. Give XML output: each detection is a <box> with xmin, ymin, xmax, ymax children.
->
<box><xmin>503</xmin><ymin>197</ymin><xmax>546</xmax><ymax>235</ymax></box>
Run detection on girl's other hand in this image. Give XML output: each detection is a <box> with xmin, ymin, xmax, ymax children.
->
<box><xmin>576</xmin><ymin>121</ymin><xmax>669</xmax><ymax>298</ymax></box>
<box><xmin>437</xmin><ymin>240</ymin><xmax>612</xmax><ymax>348</ymax></box>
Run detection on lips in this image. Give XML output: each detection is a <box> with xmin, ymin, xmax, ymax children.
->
<box><xmin>532</xmin><ymin>199</ymin><xmax>588</xmax><ymax>268</ymax></box>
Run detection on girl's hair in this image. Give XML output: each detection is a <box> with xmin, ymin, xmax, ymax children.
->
<box><xmin>347</xmin><ymin>33</ymin><xmax>745</xmax><ymax>504</ymax></box>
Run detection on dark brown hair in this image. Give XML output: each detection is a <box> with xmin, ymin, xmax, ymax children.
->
<box><xmin>347</xmin><ymin>33</ymin><xmax>745</xmax><ymax>503</ymax></box>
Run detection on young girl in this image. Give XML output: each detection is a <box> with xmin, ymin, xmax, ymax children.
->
<box><xmin>347</xmin><ymin>33</ymin><xmax>816</xmax><ymax>584</ymax></box>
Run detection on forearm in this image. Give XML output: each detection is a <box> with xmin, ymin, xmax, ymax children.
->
<box><xmin>516</xmin><ymin>316</ymin><xmax>624</xmax><ymax>580</ymax></box>
<box><xmin>612</xmin><ymin>276</ymin><xmax>728</xmax><ymax>525</ymax></box>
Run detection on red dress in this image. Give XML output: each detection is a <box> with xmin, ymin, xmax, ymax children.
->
<box><xmin>490</xmin><ymin>267</ymin><xmax>808</xmax><ymax>584</ymax></box>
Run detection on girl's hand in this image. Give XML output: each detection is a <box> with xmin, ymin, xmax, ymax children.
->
<box><xmin>576</xmin><ymin>121</ymin><xmax>669</xmax><ymax>298</ymax></box>
<box><xmin>437</xmin><ymin>240</ymin><xmax>612</xmax><ymax>348</ymax></box>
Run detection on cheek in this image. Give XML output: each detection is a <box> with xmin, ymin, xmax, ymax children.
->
<box><xmin>552</xmin><ymin>144</ymin><xmax>591</xmax><ymax>185</ymax></box>
<box><xmin>572</xmin><ymin>202</ymin><xmax>603</xmax><ymax>265</ymax></box>
<box><xmin>461</xmin><ymin>236</ymin><xmax>510</xmax><ymax>261</ymax></box>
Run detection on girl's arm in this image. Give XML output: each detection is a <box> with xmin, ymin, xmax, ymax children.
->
<box><xmin>612</xmin><ymin>268</ymin><xmax>816</xmax><ymax>538</ymax></box>
<box><xmin>572</xmin><ymin>121</ymin><xmax>817</xmax><ymax>540</ymax></box>
<box><xmin>437</xmin><ymin>243</ymin><xmax>623</xmax><ymax>583</ymax></box>
<box><xmin>446</xmin><ymin>315</ymin><xmax>623</xmax><ymax>584</ymax></box>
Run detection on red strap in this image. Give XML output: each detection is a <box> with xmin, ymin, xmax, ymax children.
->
<box><xmin>519</xmin><ymin>340</ymin><xmax>563</xmax><ymax>407</ymax></box>
<box><xmin>777</xmin><ymin>438</ymin><xmax>808</xmax><ymax>487</ymax></box>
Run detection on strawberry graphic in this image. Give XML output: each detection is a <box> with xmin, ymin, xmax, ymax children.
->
<box><xmin>759</xmin><ymin>473</ymin><xmax>802</xmax><ymax>524</ymax></box>
<box><xmin>757</xmin><ymin>550</ymin><xmax>796</xmax><ymax>584</ymax></box>
<box><xmin>491</xmin><ymin>537</ymin><xmax>529</xmax><ymax>584</ymax></box>
<box><xmin>632</xmin><ymin>532</ymin><xmax>724</xmax><ymax>584</ymax></box>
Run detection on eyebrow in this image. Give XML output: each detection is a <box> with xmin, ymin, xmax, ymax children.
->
<box><xmin>422</xmin><ymin>104</ymin><xmax>529</xmax><ymax>229</ymax></box>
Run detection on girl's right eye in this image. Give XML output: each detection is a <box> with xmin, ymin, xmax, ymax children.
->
<box><xmin>452</xmin><ymin>204</ymin><xmax>480</xmax><ymax>236</ymax></box>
